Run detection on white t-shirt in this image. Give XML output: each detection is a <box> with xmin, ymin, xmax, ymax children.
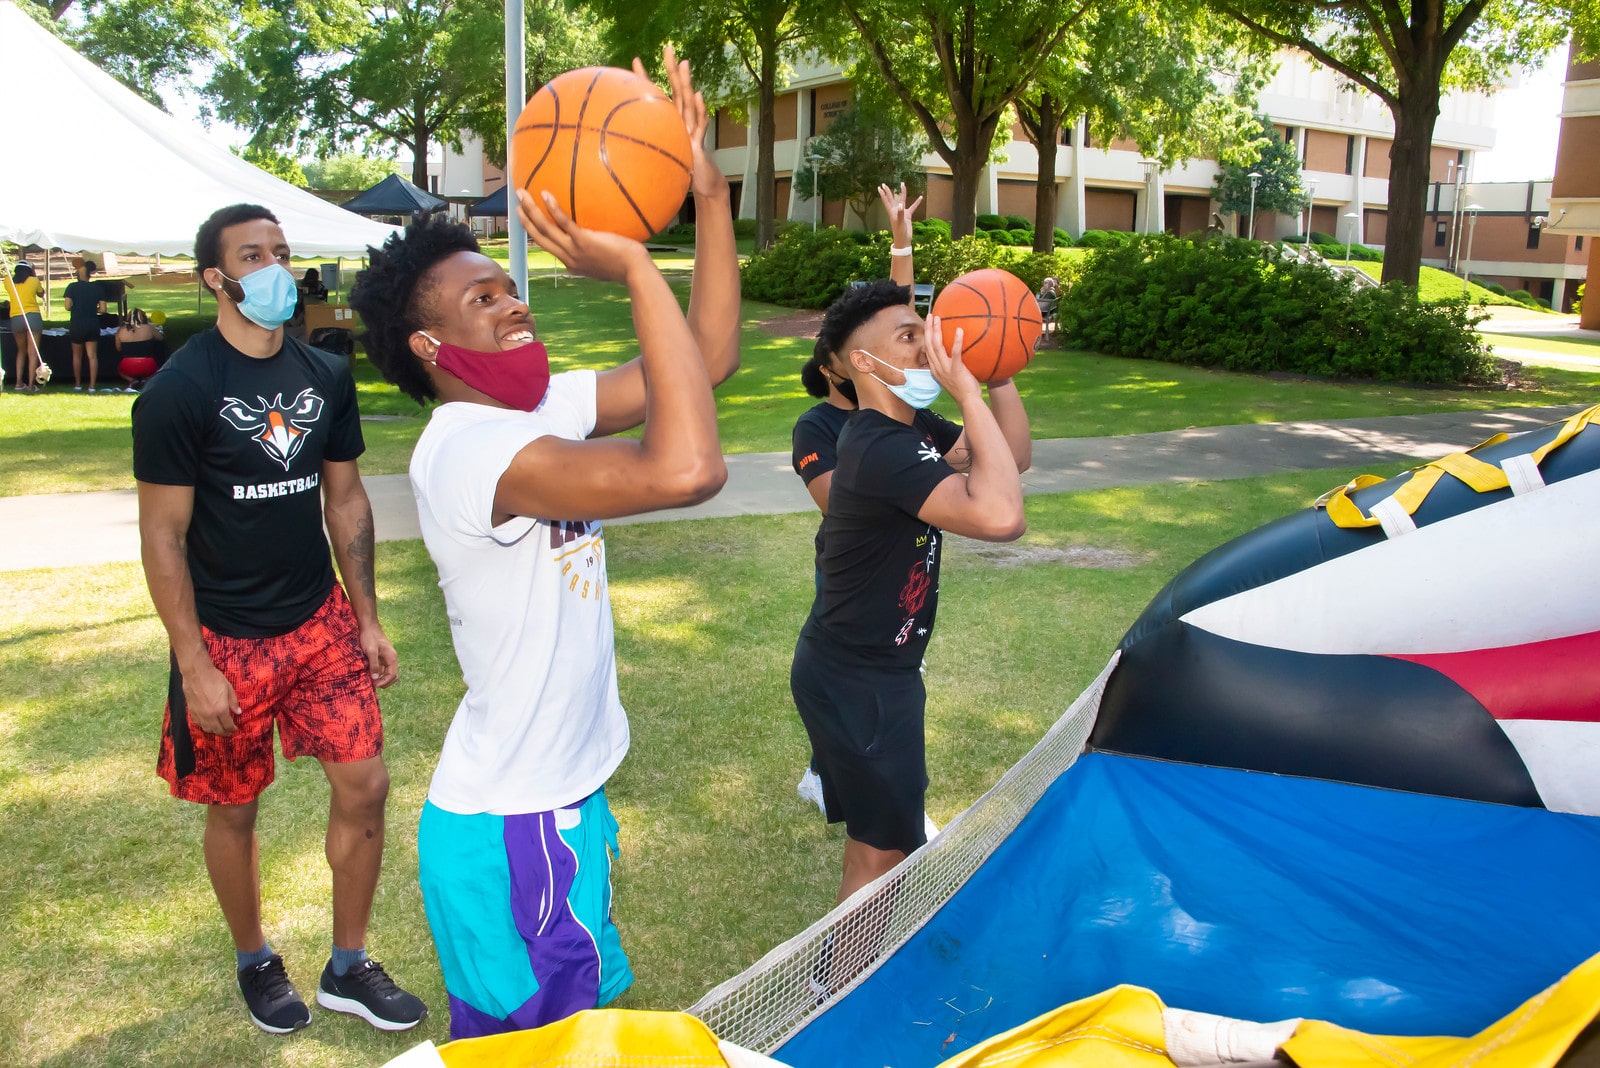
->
<box><xmin>410</xmin><ymin>371</ymin><xmax>629</xmax><ymax>815</ymax></box>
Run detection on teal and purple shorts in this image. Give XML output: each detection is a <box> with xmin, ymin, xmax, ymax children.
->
<box><xmin>418</xmin><ymin>788</ymin><xmax>634</xmax><ymax>1040</ymax></box>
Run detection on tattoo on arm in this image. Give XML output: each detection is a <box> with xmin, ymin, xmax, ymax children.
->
<box><xmin>348</xmin><ymin>511</ymin><xmax>376</xmax><ymax>600</ymax></box>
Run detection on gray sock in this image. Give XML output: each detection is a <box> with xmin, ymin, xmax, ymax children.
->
<box><xmin>236</xmin><ymin>943</ymin><xmax>275</xmax><ymax>972</ymax></box>
<box><xmin>331</xmin><ymin>944</ymin><xmax>368</xmax><ymax>977</ymax></box>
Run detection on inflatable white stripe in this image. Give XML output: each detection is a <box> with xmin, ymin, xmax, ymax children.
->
<box><xmin>1497</xmin><ymin>720</ymin><xmax>1600</xmax><ymax>817</ymax></box>
<box><xmin>1181</xmin><ymin>468</ymin><xmax>1600</xmax><ymax>656</ymax></box>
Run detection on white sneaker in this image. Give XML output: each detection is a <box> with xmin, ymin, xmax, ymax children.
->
<box><xmin>924</xmin><ymin>813</ymin><xmax>940</xmax><ymax>840</ymax></box>
<box><xmin>796</xmin><ymin>768</ymin><xmax>826</xmax><ymax>815</ymax></box>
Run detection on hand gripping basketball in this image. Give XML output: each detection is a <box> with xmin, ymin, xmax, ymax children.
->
<box><xmin>931</xmin><ymin>269</ymin><xmax>1042</xmax><ymax>382</ymax></box>
<box><xmin>517</xmin><ymin>190</ymin><xmax>650</xmax><ymax>284</ymax></box>
<box><xmin>510</xmin><ymin>66</ymin><xmax>694</xmax><ymax>241</ymax></box>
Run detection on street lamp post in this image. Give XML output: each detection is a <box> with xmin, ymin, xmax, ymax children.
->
<box><xmin>1247</xmin><ymin>171</ymin><xmax>1262</xmax><ymax>240</ymax></box>
<box><xmin>1138</xmin><ymin>158</ymin><xmax>1159</xmax><ymax>234</ymax></box>
<box><xmin>1302</xmin><ymin>177</ymin><xmax>1318</xmax><ymax>238</ymax></box>
<box><xmin>1462</xmin><ymin>204</ymin><xmax>1484</xmax><ymax>296</ymax></box>
<box><xmin>805</xmin><ymin>152</ymin><xmax>823</xmax><ymax>231</ymax></box>
<box><xmin>1343</xmin><ymin>210</ymin><xmax>1360</xmax><ymax>265</ymax></box>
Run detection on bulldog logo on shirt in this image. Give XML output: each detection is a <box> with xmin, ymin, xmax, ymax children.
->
<box><xmin>219</xmin><ymin>388</ymin><xmax>324</xmax><ymax>471</ymax></box>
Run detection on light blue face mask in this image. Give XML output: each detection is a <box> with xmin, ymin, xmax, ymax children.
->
<box><xmin>863</xmin><ymin>350</ymin><xmax>942</xmax><ymax>409</ymax></box>
<box><xmin>218</xmin><ymin>263</ymin><xmax>299</xmax><ymax>330</ymax></box>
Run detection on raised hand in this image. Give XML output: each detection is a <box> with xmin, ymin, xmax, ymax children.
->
<box><xmin>635</xmin><ymin>45</ymin><xmax>725</xmax><ymax>200</ymax></box>
<box><xmin>878</xmin><ymin>182</ymin><xmax>924</xmax><ymax>248</ymax></box>
<box><xmin>517</xmin><ymin>189</ymin><xmax>650</xmax><ymax>285</ymax></box>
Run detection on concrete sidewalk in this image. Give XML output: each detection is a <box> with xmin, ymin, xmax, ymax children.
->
<box><xmin>3</xmin><ymin>404</ymin><xmax>1586</xmax><ymax>573</ymax></box>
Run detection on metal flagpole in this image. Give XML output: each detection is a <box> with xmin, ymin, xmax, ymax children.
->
<box><xmin>505</xmin><ymin>0</ymin><xmax>528</xmax><ymax>299</ymax></box>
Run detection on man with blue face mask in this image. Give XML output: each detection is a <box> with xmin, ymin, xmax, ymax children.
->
<box><xmin>791</xmin><ymin>280</ymin><xmax>1031</xmax><ymax>951</ymax></box>
<box><xmin>132</xmin><ymin>204</ymin><xmax>425</xmax><ymax>1036</ymax></box>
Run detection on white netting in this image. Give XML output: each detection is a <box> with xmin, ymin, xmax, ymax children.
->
<box><xmin>687</xmin><ymin>652</ymin><xmax>1119</xmax><ymax>1052</ymax></box>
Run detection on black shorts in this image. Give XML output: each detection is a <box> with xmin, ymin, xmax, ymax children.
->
<box><xmin>68</xmin><ymin>323</ymin><xmax>100</xmax><ymax>344</ymax></box>
<box><xmin>790</xmin><ymin>631</ymin><xmax>928</xmax><ymax>854</ymax></box>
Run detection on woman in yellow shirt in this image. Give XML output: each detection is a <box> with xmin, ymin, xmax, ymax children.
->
<box><xmin>5</xmin><ymin>262</ymin><xmax>45</xmax><ymax>392</ymax></box>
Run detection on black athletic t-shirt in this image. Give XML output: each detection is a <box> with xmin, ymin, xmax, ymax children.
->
<box><xmin>63</xmin><ymin>280</ymin><xmax>104</xmax><ymax>326</ymax></box>
<box><xmin>803</xmin><ymin>408</ymin><xmax>963</xmax><ymax>669</ymax></box>
<box><xmin>792</xmin><ymin>403</ymin><xmax>965</xmax><ymax>567</ymax></box>
<box><xmin>131</xmin><ymin>327</ymin><xmax>365</xmax><ymax>638</ymax></box>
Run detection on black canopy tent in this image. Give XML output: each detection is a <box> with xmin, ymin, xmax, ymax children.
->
<box><xmin>341</xmin><ymin>174</ymin><xmax>448</xmax><ymax>217</ymax></box>
<box><xmin>468</xmin><ymin>185</ymin><xmax>508</xmax><ymax>218</ymax></box>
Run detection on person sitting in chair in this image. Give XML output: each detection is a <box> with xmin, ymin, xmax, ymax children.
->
<box><xmin>115</xmin><ymin>308</ymin><xmax>166</xmax><ymax>392</ymax></box>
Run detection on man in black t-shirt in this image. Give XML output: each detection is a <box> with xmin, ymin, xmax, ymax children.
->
<box><xmin>132</xmin><ymin>204</ymin><xmax>425</xmax><ymax>1036</ymax></box>
<box><xmin>792</xmin><ymin>280</ymin><xmax>1031</xmax><ymax>915</ymax></box>
<box><xmin>63</xmin><ymin>259</ymin><xmax>105</xmax><ymax>392</ymax></box>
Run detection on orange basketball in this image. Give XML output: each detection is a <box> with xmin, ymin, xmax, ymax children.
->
<box><xmin>511</xmin><ymin>67</ymin><xmax>692</xmax><ymax>242</ymax></box>
<box><xmin>931</xmin><ymin>269</ymin><xmax>1043</xmax><ymax>382</ymax></box>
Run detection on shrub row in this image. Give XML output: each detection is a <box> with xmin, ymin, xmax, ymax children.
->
<box><xmin>739</xmin><ymin>224</ymin><xmax>1082</xmax><ymax>309</ymax></box>
<box><xmin>1058</xmin><ymin>235</ymin><xmax>1497</xmax><ymax>386</ymax></box>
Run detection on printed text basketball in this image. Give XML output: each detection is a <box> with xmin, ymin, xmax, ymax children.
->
<box><xmin>931</xmin><ymin>269</ymin><xmax>1042</xmax><ymax>381</ymax></box>
<box><xmin>511</xmin><ymin>67</ymin><xmax>693</xmax><ymax>241</ymax></box>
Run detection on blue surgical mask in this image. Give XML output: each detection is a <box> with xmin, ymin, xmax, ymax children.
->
<box><xmin>863</xmin><ymin>350</ymin><xmax>942</xmax><ymax>409</ymax></box>
<box><xmin>219</xmin><ymin>264</ymin><xmax>299</xmax><ymax>330</ymax></box>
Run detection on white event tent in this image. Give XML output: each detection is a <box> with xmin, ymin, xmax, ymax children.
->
<box><xmin>0</xmin><ymin>0</ymin><xmax>396</xmax><ymax>258</ymax></box>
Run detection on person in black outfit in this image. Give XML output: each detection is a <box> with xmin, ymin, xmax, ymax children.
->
<box><xmin>791</xmin><ymin>280</ymin><xmax>1031</xmax><ymax>919</ymax></box>
<box><xmin>790</xmin><ymin>183</ymin><xmax>922</xmax><ymax>816</ymax></box>
<box><xmin>64</xmin><ymin>259</ymin><xmax>107</xmax><ymax>392</ymax></box>
<box><xmin>132</xmin><ymin>204</ymin><xmax>425</xmax><ymax>1036</ymax></box>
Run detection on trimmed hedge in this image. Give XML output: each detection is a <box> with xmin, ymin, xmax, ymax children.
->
<box><xmin>739</xmin><ymin>226</ymin><xmax>1081</xmax><ymax>308</ymax></box>
<box><xmin>1058</xmin><ymin>235</ymin><xmax>1496</xmax><ymax>386</ymax></box>
<box><xmin>1076</xmin><ymin>229</ymin><xmax>1134</xmax><ymax>249</ymax></box>
<box><xmin>740</xmin><ymin>226</ymin><xmax>880</xmax><ymax>308</ymax></box>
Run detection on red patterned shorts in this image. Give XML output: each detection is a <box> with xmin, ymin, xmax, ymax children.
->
<box><xmin>157</xmin><ymin>585</ymin><xmax>383</xmax><ymax>805</ymax></box>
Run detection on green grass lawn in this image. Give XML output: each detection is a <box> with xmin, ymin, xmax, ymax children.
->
<box><xmin>0</xmin><ymin>465</ymin><xmax>1408</xmax><ymax>1067</ymax></box>
<box><xmin>4</xmin><ymin>267</ymin><xmax>1595</xmax><ymax>497</ymax></box>
<box><xmin>1347</xmin><ymin>261</ymin><xmax>1546</xmax><ymax>309</ymax></box>
<box><xmin>1483</xmin><ymin>332</ymin><xmax>1600</xmax><ymax>358</ymax></box>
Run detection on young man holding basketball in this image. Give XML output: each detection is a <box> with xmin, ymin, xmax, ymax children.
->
<box><xmin>348</xmin><ymin>50</ymin><xmax>739</xmax><ymax>1039</ymax></box>
<box><xmin>792</xmin><ymin>280</ymin><xmax>1031</xmax><ymax>914</ymax></box>
<box><xmin>133</xmin><ymin>204</ymin><xmax>425</xmax><ymax>1035</ymax></box>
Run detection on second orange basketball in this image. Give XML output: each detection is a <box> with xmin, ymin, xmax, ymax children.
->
<box><xmin>511</xmin><ymin>67</ymin><xmax>693</xmax><ymax>242</ymax></box>
<box><xmin>931</xmin><ymin>269</ymin><xmax>1043</xmax><ymax>382</ymax></box>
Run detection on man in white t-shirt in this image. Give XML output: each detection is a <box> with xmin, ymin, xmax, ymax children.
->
<box><xmin>347</xmin><ymin>52</ymin><xmax>739</xmax><ymax>1040</ymax></box>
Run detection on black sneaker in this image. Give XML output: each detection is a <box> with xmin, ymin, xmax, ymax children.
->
<box><xmin>238</xmin><ymin>954</ymin><xmax>311</xmax><ymax>1034</ymax></box>
<box><xmin>316</xmin><ymin>958</ymin><xmax>427</xmax><ymax>1031</ymax></box>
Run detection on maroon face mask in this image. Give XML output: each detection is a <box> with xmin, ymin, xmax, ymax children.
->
<box><xmin>423</xmin><ymin>333</ymin><xmax>551</xmax><ymax>411</ymax></box>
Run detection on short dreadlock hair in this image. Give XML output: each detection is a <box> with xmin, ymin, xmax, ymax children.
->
<box><xmin>349</xmin><ymin>215</ymin><xmax>482</xmax><ymax>405</ymax></box>
<box><xmin>816</xmin><ymin>280</ymin><xmax>911</xmax><ymax>372</ymax></box>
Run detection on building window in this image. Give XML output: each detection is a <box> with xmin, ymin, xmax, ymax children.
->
<box><xmin>1435</xmin><ymin>221</ymin><xmax>1448</xmax><ymax>247</ymax></box>
<box><xmin>1527</xmin><ymin>225</ymin><xmax>1541</xmax><ymax>250</ymax></box>
<box><xmin>1578</xmin><ymin>236</ymin><xmax>1585</xmax><ymax>251</ymax></box>
<box><xmin>1345</xmin><ymin>135</ymin><xmax>1356</xmax><ymax>175</ymax></box>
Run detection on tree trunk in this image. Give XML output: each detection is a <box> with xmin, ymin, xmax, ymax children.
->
<box><xmin>412</xmin><ymin>104</ymin><xmax>431</xmax><ymax>190</ymax></box>
<box><xmin>1017</xmin><ymin>97</ymin><xmax>1061</xmax><ymax>252</ymax></box>
<box><xmin>947</xmin><ymin>115</ymin><xmax>999</xmax><ymax>239</ymax></box>
<box><xmin>1381</xmin><ymin>85</ymin><xmax>1443</xmax><ymax>288</ymax></box>
<box><xmin>755</xmin><ymin>46</ymin><xmax>779</xmax><ymax>249</ymax></box>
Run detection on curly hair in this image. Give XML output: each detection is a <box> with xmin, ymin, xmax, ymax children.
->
<box><xmin>349</xmin><ymin>216</ymin><xmax>481</xmax><ymax>405</ymax></box>
<box><xmin>800</xmin><ymin>336</ymin><xmax>832</xmax><ymax>399</ymax></box>
<box><xmin>816</xmin><ymin>280</ymin><xmax>911</xmax><ymax>370</ymax></box>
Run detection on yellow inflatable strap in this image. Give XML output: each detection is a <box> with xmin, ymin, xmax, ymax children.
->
<box><xmin>1281</xmin><ymin>947</ymin><xmax>1600</xmax><ymax>1067</ymax></box>
<box><xmin>932</xmin><ymin>984</ymin><xmax>1173</xmax><ymax>1067</ymax></box>
<box><xmin>930</xmin><ymin>950</ymin><xmax>1600</xmax><ymax>1067</ymax></box>
<box><xmin>1324</xmin><ymin>403</ymin><xmax>1599</xmax><ymax>530</ymax></box>
<box><xmin>437</xmin><ymin>1008</ymin><xmax>730</xmax><ymax>1068</ymax></box>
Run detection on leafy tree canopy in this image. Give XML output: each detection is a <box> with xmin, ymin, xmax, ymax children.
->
<box><xmin>302</xmin><ymin>153</ymin><xmax>402</xmax><ymax>191</ymax></box>
<box><xmin>234</xmin><ymin>144</ymin><xmax>308</xmax><ymax>186</ymax></box>
<box><xmin>1210</xmin><ymin>114</ymin><xmax>1306</xmax><ymax>220</ymax></box>
<box><xmin>794</xmin><ymin>98</ymin><xmax>927</xmax><ymax>218</ymax></box>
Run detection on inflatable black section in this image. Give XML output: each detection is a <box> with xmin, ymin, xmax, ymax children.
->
<box><xmin>1120</xmin><ymin>418</ymin><xmax>1600</xmax><ymax>650</ymax></box>
<box><xmin>1091</xmin><ymin>624</ymin><xmax>1544</xmax><ymax>807</ymax></box>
